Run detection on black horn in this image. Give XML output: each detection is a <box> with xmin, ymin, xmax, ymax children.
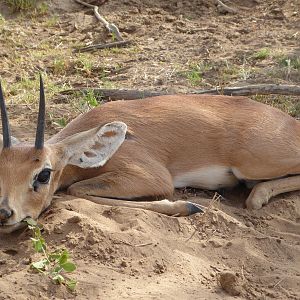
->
<box><xmin>35</xmin><ymin>74</ymin><xmax>45</xmax><ymax>149</ymax></box>
<box><xmin>0</xmin><ymin>81</ymin><xmax>11</xmax><ymax>148</ymax></box>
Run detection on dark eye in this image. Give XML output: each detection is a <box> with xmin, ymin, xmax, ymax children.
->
<box><xmin>36</xmin><ymin>168</ymin><xmax>51</xmax><ymax>184</ymax></box>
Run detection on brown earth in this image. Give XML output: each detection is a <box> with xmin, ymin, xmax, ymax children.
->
<box><xmin>0</xmin><ymin>0</ymin><xmax>300</xmax><ymax>299</ymax></box>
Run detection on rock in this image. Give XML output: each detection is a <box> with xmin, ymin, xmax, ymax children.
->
<box><xmin>53</xmin><ymin>224</ymin><xmax>63</xmax><ymax>234</ymax></box>
<box><xmin>208</xmin><ymin>239</ymin><xmax>223</xmax><ymax>248</ymax></box>
<box><xmin>67</xmin><ymin>215</ymin><xmax>81</xmax><ymax>224</ymax></box>
<box><xmin>219</xmin><ymin>272</ymin><xmax>243</xmax><ymax>296</ymax></box>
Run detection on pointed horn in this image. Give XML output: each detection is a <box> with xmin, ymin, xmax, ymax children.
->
<box><xmin>35</xmin><ymin>74</ymin><xmax>45</xmax><ymax>149</ymax></box>
<box><xmin>0</xmin><ymin>81</ymin><xmax>11</xmax><ymax>148</ymax></box>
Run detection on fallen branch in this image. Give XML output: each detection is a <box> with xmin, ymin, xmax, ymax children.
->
<box><xmin>74</xmin><ymin>0</ymin><xmax>129</xmax><ymax>52</ymax></box>
<box><xmin>74</xmin><ymin>0</ymin><xmax>123</xmax><ymax>40</ymax></box>
<box><xmin>192</xmin><ymin>84</ymin><xmax>300</xmax><ymax>96</ymax></box>
<box><xmin>61</xmin><ymin>84</ymin><xmax>300</xmax><ymax>101</ymax></box>
<box><xmin>74</xmin><ymin>40</ymin><xmax>131</xmax><ymax>53</ymax></box>
<box><xmin>93</xmin><ymin>6</ymin><xmax>123</xmax><ymax>41</ymax></box>
<box><xmin>216</xmin><ymin>0</ymin><xmax>238</xmax><ymax>14</ymax></box>
<box><xmin>61</xmin><ymin>88</ymin><xmax>170</xmax><ymax>100</ymax></box>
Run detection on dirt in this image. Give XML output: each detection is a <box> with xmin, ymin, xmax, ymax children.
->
<box><xmin>0</xmin><ymin>0</ymin><xmax>300</xmax><ymax>299</ymax></box>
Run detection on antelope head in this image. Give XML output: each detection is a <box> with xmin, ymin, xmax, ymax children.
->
<box><xmin>0</xmin><ymin>76</ymin><xmax>127</xmax><ymax>233</ymax></box>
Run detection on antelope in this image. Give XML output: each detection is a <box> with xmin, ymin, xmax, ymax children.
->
<box><xmin>0</xmin><ymin>76</ymin><xmax>300</xmax><ymax>233</ymax></box>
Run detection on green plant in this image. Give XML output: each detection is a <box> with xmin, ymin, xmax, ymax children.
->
<box><xmin>183</xmin><ymin>62</ymin><xmax>212</xmax><ymax>86</ymax></box>
<box><xmin>52</xmin><ymin>59</ymin><xmax>67</xmax><ymax>75</ymax></box>
<box><xmin>82</xmin><ymin>90</ymin><xmax>99</xmax><ymax>108</ymax></box>
<box><xmin>6</xmin><ymin>0</ymin><xmax>37</xmax><ymax>11</ymax></box>
<box><xmin>253</xmin><ymin>95</ymin><xmax>300</xmax><ymax>117</ymax></box>
<box><xmin>36</xmin><ymin>1</ymin><xmax>48</xmax><ymax>15</ymax></box>
<box><xmin>75</xmin><ymin>54</ymin><xmax>93</xmax><ymax>76</ymax></box>
<box><xmin>185</xmin><ymin>65</ymin><xmax>202</xmax><ymax>86</ymax></box>
<box><xmin>0</xmin><ymin>14</ymin><xmax>5</xmax><ymax>25</ymax></box>
<box><xmin>24</xmin><ymin>218</ymin><xmax>77</xmax><ymax>291</ymax></box>
<box><xmin>253</xmin><ymin>48</ymin><xmax>270</xmax><ymax>60</ymax></box>
<box><xmin>44</xmin><ymin>15</ymin><xmax>59</xmax><ymax>27</ymax></box>
<box><xmin>51</xmin><ymin>116</ymin><xmax>68</xmax><ymax>129</ymax></box>
<box><xmin>279</xmin><ymin>57</ymin><xmax>300</xmax><ymax>70</ymax></box>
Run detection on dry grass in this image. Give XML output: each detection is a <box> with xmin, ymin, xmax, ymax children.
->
<box><xmin>0</xmin><ymin>2</ymin><xmax>298</xmax><ymax>129</ymax></box>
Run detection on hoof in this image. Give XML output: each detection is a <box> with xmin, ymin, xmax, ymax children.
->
<box><xmin>186</xmin><ymin>202</ymin><xmax>205</xmax><ymax>215</ymax></box>
<box><xmin>246</xmin><ymin>200</ymin><xmax>263</xmax><ymax>210</ymax></box>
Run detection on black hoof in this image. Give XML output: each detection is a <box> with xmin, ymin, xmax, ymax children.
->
<box><xmin>187</xmin><ymin>202</ymin><xmax>205</xmax><ymax>215</ymax></box>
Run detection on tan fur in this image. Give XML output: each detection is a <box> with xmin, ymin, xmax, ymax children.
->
<box><xmin>1</xmin><ymin>94</ymin><xmax>300</xmax><ymax>232</ymax></box>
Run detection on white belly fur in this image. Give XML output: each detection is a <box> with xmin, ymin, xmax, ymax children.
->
<box><xmin>173</xmin><ymin>166</ymin><xmax>239</xmax><ymax>190</ymax></box>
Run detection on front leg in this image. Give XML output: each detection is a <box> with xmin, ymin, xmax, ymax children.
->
<box><xmin>246</xmin><ymin>175</ymin><xmax>300</xmax><ymax>209</ymax></box>
<box><xmin>67</xmin><ymin>166</ymin><xmax>204</xmax><ymax>216</ymax></box>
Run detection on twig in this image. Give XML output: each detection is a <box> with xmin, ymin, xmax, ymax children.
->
<box><xmin>134</xmin><ymin>242</ymin><xmax>153</xmax><ymax>247</ymax></box>
<box><xmin>216</xmin><ymin>0</ymin><xmax>238</xmax><ymax>14</ymax></box>
<box><xmin>74</xmin><ymin>0</ymin><xmax>94</xmax><ymax>8</ymax></box>
<box><xmin>74</xmin><ymin>40</ymin><xmax>131</xmax><ymax>53</ymax></box>
<box><xmin>185</xmin><ymin>228</ymin><xmax>197</xmax><ymax>242</ymax></box>
<box><xmin>273</xmin><ymin>278</ymin><xmax>284</xmax><ymax>288</ymax></box>
<box><xmin>74</xmin><ymin>0</ymin><xmax>123</xmax><ymax>41</ymax></box>
<box><xmin>171</xmin><ymin>213</ymin><xmax>181</xmax><ymax>217</ymax></box>
<box><xmin>94</xmin><ymin>6</ymin><xmax>122</xmax><ymax>41</ymax></box>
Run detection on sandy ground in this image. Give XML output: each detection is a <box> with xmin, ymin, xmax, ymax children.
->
<box><xmin>0</xmin><ymin>191</ymin><xmax>299</xmax><ymax>299</ymax></box>
<box><xmin>0</xmin><ymin>0</ymin><xmax>300</xmax><ymax>299</ymax></box>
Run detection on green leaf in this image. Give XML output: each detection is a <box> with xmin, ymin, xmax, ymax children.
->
<box><xmin>31</xmin><ymin>259</ymin><xmax>48</xmax><ymax>270</ymax></box>
<box><xmin>49</xmin><ymin>252</ymin><xmax>61</xmax><ymax>262</ymax></box>
<box><xmin>61</xmin><ymin>262</ymin><xmax>76</xmax><ymax>272</ymax></box>
<box><xmin>53</xmin><ymin>266</ymin><xmax>63</xmax><ymax>273</ymax></box>
<box><xmin>23</xmin><ymin>217</ymin><xmax>37</xmax><ymax>226</ymax></box>
<box><xmin>33</xmin><ymin>239</ymin><xmax>45</xmax><ymax>253</ymax></box>
<box><xmin>66</xmin><ymin>279</ymin><xmax>77</xmax><ymax>291</ymax></box>
<box><xmin>58</xmin><ymin>250</ymin><xmax>69</xmax><ymax>265</ymax></box>
<box><xmin>52</xmin><ymin>274</ymin><xmax>65</xmax><ymax>284</ymax></box>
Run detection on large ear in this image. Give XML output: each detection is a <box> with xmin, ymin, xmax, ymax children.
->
<box><xmin>0</xmin><ymin>134</ymin><xmax>20</xmax><ymax>148</ymax></box>
<box><xmin>55</xmin><ymin>121</ymin><xmax>127</xmax><ymax>168</ymax></box>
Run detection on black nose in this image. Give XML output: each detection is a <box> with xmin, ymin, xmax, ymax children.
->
<box><xmin>0</xmin><ymin>208</ymin><xmax>13</xmax><ymax>221</ymax></box>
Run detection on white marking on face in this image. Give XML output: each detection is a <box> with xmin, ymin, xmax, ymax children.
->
<box><xmin>173</xmin><ymin>166</ymin><xmax>239</xmax><ymax>190</ymax></box>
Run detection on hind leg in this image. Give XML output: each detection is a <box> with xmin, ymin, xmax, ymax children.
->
<box><xmin>246</xmin><ymin>175</ymin><xmax>300</xmax><ymax>209</ymax></box>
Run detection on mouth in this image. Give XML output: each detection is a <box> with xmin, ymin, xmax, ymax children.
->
<box><xmin>0</xmin><ymin>218</ymin><xmax>29</xmax><ymax>233</ymax></box>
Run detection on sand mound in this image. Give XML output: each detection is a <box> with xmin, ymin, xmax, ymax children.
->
<box><xmin>0</xmin><ymin>191</ymin><xmax>299</xmax><ymax>299</ymax></box>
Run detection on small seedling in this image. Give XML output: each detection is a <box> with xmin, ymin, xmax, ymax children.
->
<box><xmin>279</xmin><ymin>57</ymin><xmax>300</xmax><ymax>70</ymax></box>
<box><xmin>187</xmin><ymin>68</ymin><xmax>202</xmax><ymax>86</ymax></box>
<box><xmin>75</xmin><ymin>54</ymin><xmax>93</xmax><ymax>76</ymax></box>
<box><xmin>23</xmin><ymin>218</ymin><xmax>77</xmax><ymax>291</ymax></box>
<box><xmin>6</xmin><ymin>0</ymin><xmax>37</xmax><ymax>11</ymax></box>
<box><xmin>52</xmin><ymin>59</ymin><xmax>67</xmax><ymax>75</ymax></box>
<box><xmin>50</xmin><ymin>116</ymin><xmax>68</xmax><ymax>128</ymax></box>
<box><xmin>253</xmin><ymin>48</ymin><xmax>270</xmax><ymax>60</ymax></box>
<box><xmin>83</xmin><ymin>90</ymin><xmax>98</xmax><ymax>108</ymax></box>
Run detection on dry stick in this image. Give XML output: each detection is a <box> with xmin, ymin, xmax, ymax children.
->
<box><xmin>61</xmin><ymin>88</ymin><xmax>171</xmax><ymax>100</ymax></box>
<box><xmin>193</xmin><ymin>84</ymin><xmax>300</xmax><ymax>96</ymax></box>
<box><xmin>134</xmin><ymin>242</ymin><xmax>153</xmax><ymax>247</ymax></box>
<box><xmin>75</xmin><ymin>40</ymin><xmax>131</xmax><ymax>53</ymax></box>
<box><xmin>74</xmin><ymin>0</ymin><xmax>123</xmax><ymax>40</ymax></box>
<box><xmin>216</xmin><ymin>0</ymin><xmax>238</xmax><ymax>14</ymax></box>
<box><xmin>185</xmin><ymin>193</ymin><xmax>220</xmax><ymax>242</ymax></box>
<box><xmin>61</xmin><ymin>84</ymin><xmax>300</xmax><ymax>101</ymax></box>
<box><xmin>273</xmin><ymin>278</ymin><xmax>284</xmax><ymax>288</ymax></box>
<box><xmin>74</xmin><ymin>0</ymin><xmax>94</xmax><ymax>8</ymax></box>
<box><xmin>94</xmin><ymin>6</ymin><xmax>123</xmax><ymax>41</ymax></box>
<box><xmin>74</xmin><ymin>0</ymin><xmax>128</xmax><ymax>52</ymax></box>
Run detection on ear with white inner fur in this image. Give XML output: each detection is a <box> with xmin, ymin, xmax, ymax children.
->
<box><xmin>59</xmin><ymin>121</ymin><xmax>127</xmax><ymax>168</ymax></box>
<box><xmin>0</xmin><ymin>134</ymin><xmax>20</xmax><ymax>148</ymax></box>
